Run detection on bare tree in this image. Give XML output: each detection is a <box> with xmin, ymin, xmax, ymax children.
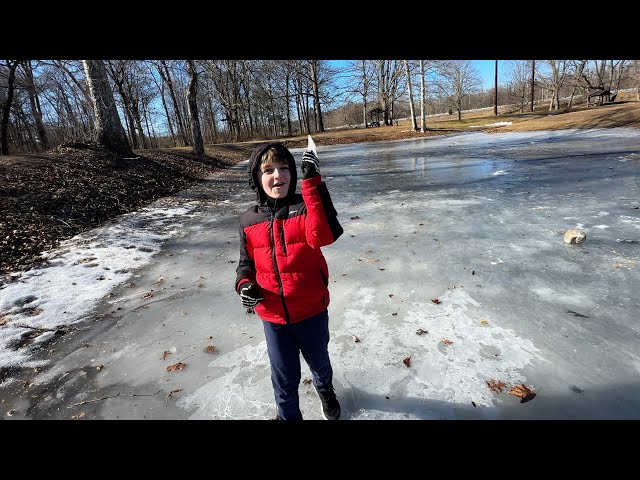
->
<box><xmin>506</xmin><ymin>60</ymin><xmax>531</xmax><ymax>112</ymax></box>
<box><xmin>633</xmin><ymin>60</ymin><xmax>640</xmax><ymax>101</ymax></box>
<box><xmin>420</xmin><ymin>60</ymin><xmax>426</xmax><ymax>132</ymax></box>
<box><xmin>288</xmin><ymin>60</ymin><xmax>312</xmax><ymax>134</ymax></box>
<box><xmin>530</xmin><ymin>60</ymin><xmax>535</xmax><ymax>112</ymax></box>
<box><xmin>82</xmin><ymin>60</ymin><xmax>133</xmax><ymax>157</ymax></box>
<box><xmin>493</xmin><ymin>60</ymin><xmax>498</xmax><ymax>115</ymax></box>
<box><xmin>159</xmin><ymin>60</ymin><xmax>189</xmax><ymax>146</ymax></box>
<box><xmin>42</xmin><ymin>62</ymin><xmax>93</xmax><ymax>143</ymax></box>
<box><xmin>1</xmin><ymin>60</ymin><xmax>20</xmax><ymax>155</ymax></box>
<box><xmin>435</xmin><ymin>60</ymin><xmax>482</xmax><ymax>120</ymax></box>
<box><xmin>309</xmin><ymin>60</ymin><xmax>325</xmax><ymax>132</ymax></box>
<box><xmin>608</xmin><ymin>60</ymin><xmax>627</xmax><ymax>96</ymax></box>
<box><xmin>565</xmin><ymin>60</ymin><xmax>589</xmax><ymax>108</ymax></box>
<box><xmin>249</xmin><ymin>60</ymin><xmax>286</xmax><ymax>138</ymax></box>
<box><xmin>339</xmin><ymin>60</ymin><xmax>374</xmax><ymax>128</ymax></box>
<box><xmin>375</xmin><ymin>60</ymin><xmax>403</xmax><ymax>125</ymax></box>
<box><xmin>51</xmin><ymin>60</ymin><xmax>93</xmax><ymax>110</ymax></box>
<box><xmin>283</xmin><ymin>60</ymin><xmax>295</xmax><ymax>135</ymax></box>
<box><xmin>185</xmin><ymin>60</ymin><xmax>204</xmax><ymax>155</ymax></box>
<box><xmin>106</xmin><ymin>60</ymin><xmax>141</xmax><ymax>148</ymax></box>
<box><xmin>539</xmin><ymin>60</ymin><xmax>568</xmax><ymax>111</ymax></box>
<box><xmin>206</xmin><ymin>60</ymin><xmax>244</xmax><ymax>141</ymax></box>
<box><xmin>404</xmin><ymin>60</ymin><xmax>417</xmax><ymax>131</ymax></box>
<box><xmin>589</xmin><ymin>60</ymin><xmax>615</xmax><ymax>90</ymax></box>
<box><xmin>238</xmin><ymin>60</ymin><xmax>258</xmax><ymax>137</ymax></box>
<box><xmin>145</xmin><ymin>61</ymin><xmax>176</xmax><ymax>145</ymax></box>
<box><xmin>21</xmin><ymin>60</ymin><xmax>49</xmax><ymax>150</ymax></box>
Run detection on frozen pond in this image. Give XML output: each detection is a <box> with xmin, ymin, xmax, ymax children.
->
<box><xmin>1</xmin><ymin>128</ymin><xmax>638</xmax><ymax>420</ymax></box>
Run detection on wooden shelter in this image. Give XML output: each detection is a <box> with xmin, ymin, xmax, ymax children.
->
<box><xmin>586</xmin><ymin>88</ymin><xmax>612</xmax><ymax>107</ymax></box>
<box><xmin>368</xmin><ymin>107</ymin><xmax>384</xmax><ymax>127</ymax></box>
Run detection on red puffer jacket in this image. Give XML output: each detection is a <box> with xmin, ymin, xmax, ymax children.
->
<box><xmin>235</xmin><ymin>142</ymin><xmax>343</xmax><ymax>324</ymax></box>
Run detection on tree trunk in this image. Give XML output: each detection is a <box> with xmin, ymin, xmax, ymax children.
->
<box><xmin>244</xmin><ymin>83</ymin><xmax>255</xmax><ymax>138</ymax></box>
<box><xmin>14</xmin><ymin>102</ymin><xmax>37</xmax><ymax>151</ymax></box>
<box><xmin>106</xmin><ymin>62</ymin><xmax>140</xmax><ymax>149</ymax></box>
<box><xmin>285</xmin><ymin>68</ymin><xmax>292</xmax><ymax>136</ymax></box>
<box><xmin>309</xmin><ymin>60</ymin><xmax>324</xmax><ymax>132</ymax></box>
<box><xmin>361</xmin><ymin>60</ymin><xmax>368</xmax><ymax>128</ymax></box>
<box><xmin>53</xmin><ymin>61</ymin><xmax>94</xmax><ymax>114</ymax></box>
<box><xmin>82</xmin><ymin>60</ymin><xmax>133</xmax><ymax>157</ymax></box>
<box><xmin>1</xmin><ymin>60</ymin><xmax>19</xmax><ymax>155</ymax></box>
<box><xmin>494</xmin><ymin>60</ymin><xmax>499</xmax><ymax>115</ymax></box>
<box><xmin>548</xmin><ymin>90</ymin><xmax>557</xmax><ymax>111</ymax></box>
<box><xmin>530</xmin><ymin>60</ymin><xmax>535</xmax><ymax>112</ymax></box>
<box><xmin>420</xmin><ymin>60</ymin><xmax>426</xmax><ymax>132</ymax></box>
<box><xmin>132</xmin><ymin>104</ymin><xmax>147</xmax><ymax>149</ymax></box>
<box><xmin>186</xmin><ymin>60</ymin><xmax>204</xmax><ymax>155</ymax></box>
<box><xmin>294</xmin><ymin>87</ymin><xmax>303</xmax><ymax>135</ymax></box>
<box><xmin>22</xmin><ymin>61</ymin><xmax>49</xmax><ymax>150</ymax></box>
<box><xmin>404</xmin><ymin>60</ymin><xmax>417</xmax><ymax>131</ymax></box>
<box><xmin>142</xmin><ymin>103</ymin><xmax>155</xmax><ymax>148</ymax></box>
<box><xmin>160</xmin><ymin>60</ymin><xmax>189</xmax><ymax>146</ymax></box>
<box><xmin>208</xmin><ymin>98</ymin><xmax>218</xmax><ymax>143</ymax></box>
<box><xmin>121</xmin><ymin>102</ymin><xmax>134</xmax><ymax>146</ymax></box>
<box><xmin>159</xmin><ymin>81</ymin><xmax>176</xmax><ymax>146</ymax></box>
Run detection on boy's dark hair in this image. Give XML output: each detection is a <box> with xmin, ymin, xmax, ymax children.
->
<box><xmin>260</xmin><ymin>146</ymin><xmax>289</xmax><ymax>168</ymax></box>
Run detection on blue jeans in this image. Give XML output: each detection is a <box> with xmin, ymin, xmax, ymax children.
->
<box><xmin>262</xmin><ymin>310</ymin><xmax>333</xmax><ymax>420</ymax></box>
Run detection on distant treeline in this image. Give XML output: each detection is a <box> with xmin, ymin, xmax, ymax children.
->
<box><xmin>1</xmin><ymin>60</ymin><xmax>638</xmax><ymax>154</ymax></box>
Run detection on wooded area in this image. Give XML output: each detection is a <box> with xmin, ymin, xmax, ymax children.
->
<box><xmin>1</xmin><ymin>60</ymin><xmax>638</xmax><ymax>156</ymax></box>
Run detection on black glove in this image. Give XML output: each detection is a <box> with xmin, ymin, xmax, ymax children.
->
<box><xmin>301</xmin><ymin>151</ymin><xmax>320</xmax><ymax>179</ymax></box>
<box><xmin>239</xmin><ymin>282</ymin><xmax>264</xmax><ymax>308</ymax></box>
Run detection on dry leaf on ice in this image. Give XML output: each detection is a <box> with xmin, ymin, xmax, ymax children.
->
<box><xmin>508</xmin><ymin>384</ymin><xmax>538</xmax><ymax>403</ymax></box>
<box><xmin>486</xmin><ymin>379</ymin><xmax>506</xmax><ymax>393</ymax></box>
<box><xmin>403</xmin><ymin>356</ymin><xmax>411</xmax><ymax>368</ymax></box>
<box><xmin>165</xmin><ymin>389</ymin><xmax>183</xmax><ymax>403</ymax></box>
<box><xmin>166</xmin><ymin>362</ymin><xmax>187</xmax><ymax>372</ymax></box>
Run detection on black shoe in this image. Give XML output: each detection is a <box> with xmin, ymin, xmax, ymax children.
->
<box><xmin>316</xmin><ymin>387</ymin><xmax>341</xmax><ymax>420</ymax></box>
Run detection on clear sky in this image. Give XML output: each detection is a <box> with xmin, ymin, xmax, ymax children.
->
<box><xmin>474</xmin><ymin>60</ymin><xmax>503</xmax><ymax>89</ymax></box>
<box><xmin>330</xmin><ymin>60</ymin><xmax>506</xmax><ymax>90</ymax></box>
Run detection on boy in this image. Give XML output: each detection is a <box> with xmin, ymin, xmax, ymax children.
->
<box><xmin>235</xmin><ymin>141</ymin><xmax>343</xmax><ymax>420</ymax></box>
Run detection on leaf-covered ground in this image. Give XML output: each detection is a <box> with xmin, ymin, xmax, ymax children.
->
<box><xmin>0</xmin><ymin>142</ymin><xmax>235</xmax><ymax>276</ymax></box>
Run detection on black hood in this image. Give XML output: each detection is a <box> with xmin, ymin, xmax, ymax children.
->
<box><xmin>248</xmin><ymin>142</ymin><xmax>298</xmax><ymax>205</ymax></box>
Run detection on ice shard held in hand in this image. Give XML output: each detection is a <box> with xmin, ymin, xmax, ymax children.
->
<box><xmin>307</xmin><ymin>135</ymin><xmax>317</xmax><ymax>156</ymax></box>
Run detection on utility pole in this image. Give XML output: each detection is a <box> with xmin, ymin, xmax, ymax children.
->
<box><xmin>494</xmin><ymin>60</ymin><xmax>498</xmax><ymax>116</ymax></box>
<box><xmin>530</xmin><ymin>60</ymin><xmax>536</xmax><ymax>112</ymax></box>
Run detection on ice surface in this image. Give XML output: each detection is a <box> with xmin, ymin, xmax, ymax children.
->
<box><xmin>2</xmin><ymin>128</ymin><xmax>639</xmax><ymax>419</ymax></box>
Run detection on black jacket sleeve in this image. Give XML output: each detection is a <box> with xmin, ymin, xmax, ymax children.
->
<box><xmin>235</xmin><ymin>222</ymin><xmax>256</xmax><ymax>293</ymax></box>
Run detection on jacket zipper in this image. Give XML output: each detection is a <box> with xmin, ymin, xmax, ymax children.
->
<box><xmin>280</xmin><ymin>225</ymin><xmax>287</xmax><ymax>255</ymax></box>
<box><xmin>269</xmin><ymin>213</ymin><xmax>290</xmax><ymax>323</ymax></box>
